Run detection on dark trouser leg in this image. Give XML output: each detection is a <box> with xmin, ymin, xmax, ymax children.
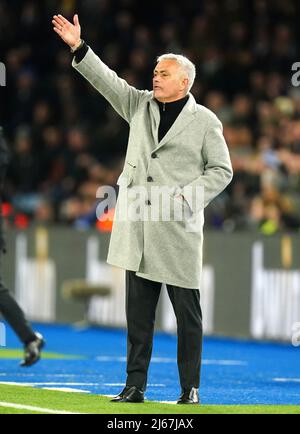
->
<box><xmin>125</xmin><ymin>270</ymin><xmax>161</xmax><ymax>391</ymax></box>
<box><xmin>0</xmin><ymin>282</ymin><xmax>36</xmax><ymax>344</ymax></box>
<box><xmin>0</xmin><ymin>254</ymin><xmax>35</xmax><ymax>344</ymax></box>
<box><xmin>166</xmin><ymin>285</ymin><xmax>203</xmax><ymax>390</ymax></box>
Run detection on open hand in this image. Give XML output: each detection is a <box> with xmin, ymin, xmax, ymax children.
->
<box><xmin>52</xmin><ymin>14</ymin><xmax>81</xmax><ymax>50</ymax></box>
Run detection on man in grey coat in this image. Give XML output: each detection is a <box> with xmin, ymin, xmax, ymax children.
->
<box><xmin>53</xmin><ymin>13</ymin><xmax>233</xmax><ymax>404</ymax></box>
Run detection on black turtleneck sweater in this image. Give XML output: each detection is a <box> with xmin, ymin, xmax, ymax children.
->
<box><xmin>73</xmin><ymin>43</ymin><xmax>189</xmax><ymax>142</ymax></box>
<box><xmin>155</xmin><ymin>95</ymin><xmax>189</xmax><ymax>142</ymax></box>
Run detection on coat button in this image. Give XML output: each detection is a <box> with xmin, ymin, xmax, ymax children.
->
<box><xmin>151</xmin><ymin>153</ymin><xmax>158</xmax><ymax>159</ymax></box>
<box><xmin>147</xmin><ymin>176</ymin><xmax>153</xmax><ymax>182</ymax></box>
<box><xmin>146</xmin><ymin>199</ymin><xmax>151</xmax><ymax>206</ymax></box>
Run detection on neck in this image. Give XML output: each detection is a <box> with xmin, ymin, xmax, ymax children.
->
<box><xmin>156</xmin><ymin>94</ymin><xmax>188</xmax><ymax>104</ymax></box>
<box><xmin>155</xmin><ymin>94</ymin><xmax>189</xmax><ymax>112</ymax></box>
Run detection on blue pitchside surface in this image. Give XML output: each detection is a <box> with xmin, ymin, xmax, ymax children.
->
<box><xmin>0</xmin><ymin>323</ymin><xmax>300</xmax><ymax>405</ymax></box>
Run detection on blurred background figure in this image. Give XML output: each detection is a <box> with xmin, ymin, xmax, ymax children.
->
<box><xmin>0</xmin><ymin>126</ymin><xmax>45</xmax><ymax>366</ymax></box>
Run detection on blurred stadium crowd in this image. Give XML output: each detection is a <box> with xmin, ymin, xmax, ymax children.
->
<box><xmin>1</xmin><ymin>0</ymin><xmax>300</xmax><ymax>233</ymax></box>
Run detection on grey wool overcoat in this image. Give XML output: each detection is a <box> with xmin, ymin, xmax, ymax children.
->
<box><xmin>73</xmin><ymin>47</ymin><xmax>233</xmax><ymax>289</ymax></box>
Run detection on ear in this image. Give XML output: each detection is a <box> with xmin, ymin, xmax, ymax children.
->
<box><xmin>181</xmin><ymin>77</ymin><xmax>189</xmax><ymax>90</ymax></box>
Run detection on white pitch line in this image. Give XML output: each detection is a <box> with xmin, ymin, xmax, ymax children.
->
<box><xmin>0</xmin><ymin>381</ymin><xmax>99</xmax><ymax>386</ymax></box>
<box><xmin>158</xmin><ymin>401</ymin><xmax>177</xmax><ymax>405</ymax></box>
<box><xmin>103</xmin><ymin>383</ymin><xmax>165</xmax><ymax>387</ymax></box>
<box><xmin>0</xmin><ymin>374</ymin><xmax>79</xmax><ymax>378</ymax></box>
<box><xmin>203</xmin><ymin>359</ymin><xmax>248</xmax><ymax>366</ymax></box>
<box><xmin>0</xmin><ymin>382</ymin><xmax>33</xmax><ymax>387</ymax></box>
<box><xmin>0</xmin><ymin>381</ymin><xmax>165</xmax><ymax>388</ymax></box>
<box><xmin>42</xmin><ymin>387</ymin><xmax>90</xmax><ymax>393</ymax></box>
<box><xmin>0</xmin><ymin>402</ymin><xmax>84</xmax><ymax>414</ymax></box>
<box><xmin>104</xmin><ymin>395</ymin><xmax>178</xmax><ymax>405</ymax></box>
<box><xmin>273</xmin><ymin>378</ymin><xmax>300</xmax><ymax>383</ymax></box>
<box><xmin>95</xmin><ymin>356</ymin><xmax>247</xmax><ymax>366</ymax></box>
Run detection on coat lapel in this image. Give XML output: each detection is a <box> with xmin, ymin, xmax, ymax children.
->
<box><xmin>149</xmin><ymin>93</ymin><xmax>197</xmax><ymax>153</ymax></box>
<box><xmin>148</xmin><ymin>97</ymin><xmax>160</xmax><ymax>145</ymax></box>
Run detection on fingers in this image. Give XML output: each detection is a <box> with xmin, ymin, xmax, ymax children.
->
<box><xmin>52</xmin><ymin>15</ymin><xmax>65</xmax><ymax>27</ymax></box>
<box><xmin>52</xmin><ymin>20</ymin><xmax>64</xmax><ymax>35</ymax></box>
<box><xmin>53</xmin><ymin>25</ymin><xmax>64</xmax><ymax>38</ymax></box>
<box><xmin>73</xmin><ymin>14</ymin><xmax>80</xmax><ymax>27</ymax></box>
<box><xmin>52</xmin><ymin>14</ymin><xmax>72</xmax><ymax>33</ymax></box>
<box><xmin>58</xmin><ymin>14</ymin><xmax>71</xmax><ymax>25</ymax></box>
<box><xmin>52</xmin><ymin>18</ymin><xmax>60</xmax><ymax>29</ymax></box>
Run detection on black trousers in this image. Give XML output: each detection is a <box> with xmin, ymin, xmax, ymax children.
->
<box><xmin>125</xmin><ymin>270</ymin><xmax>203</xmax><ymax>391</ymax></box>
<box><xmin>0</xmin><ymin>252</ymin><xmax>35</xmax><ymax>344</ymax></box>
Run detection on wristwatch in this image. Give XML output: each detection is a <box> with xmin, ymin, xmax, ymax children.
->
<box><xmin>70</xmin><ymin>39</ymin><xmax>84</xmax><ymax>53</ymax></box>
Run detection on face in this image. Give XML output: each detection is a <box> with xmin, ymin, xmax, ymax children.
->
<box><xmin>153</xmin><ymin>59</ymin><xmax>189</xmax><ymax>102</ymax></box>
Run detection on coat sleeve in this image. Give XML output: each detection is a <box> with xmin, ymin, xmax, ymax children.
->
<box><xmin>182</xmin><ymin>117</ymin><xmax>233</xmax><ymax>213</ymax></box>
<box><xmin>72</xmin><ymin>46</ymin><xmax>150</xmax><ymax>123</ymax></box>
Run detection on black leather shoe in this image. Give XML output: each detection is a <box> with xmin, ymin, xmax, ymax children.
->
<box><xmin>111</xmin><ymin>386</ymin><xmax>144</xmax><ymax>403</ymax></box>
<box><xmin>110</xmin><ymin>386</ymin><xmax>131</xmax><ymax>402</ymax></box>
<box><xmin>177</xmin><ymin>387</ymin><xmax>200</xmax><ymax>404</ymax></box>
<box><xmin>20</xmin><ymin>333</ymin><xmax>45</xmax><ymax>367</ymax></box>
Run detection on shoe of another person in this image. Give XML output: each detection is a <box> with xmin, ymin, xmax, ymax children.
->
<box><xmin>111</xmin><ymin>386</ymin><xmax>144</xmax><ymax>403</ymax></box>
<box><xmin>177</xmin><ymin>387</ymin><xmax>200</xmax><ymax>404</ymax></box>
<box><xmin>20</xmin><ymin>333</ymin><xmax>45</xmax><ymax>367</ymax></box>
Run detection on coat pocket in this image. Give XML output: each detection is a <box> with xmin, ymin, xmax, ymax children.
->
<box><xmin>116</xmin><ymin>166</ymin><xmax>134</xmax><ymax>187</ymax></box>
<box><xmin>169</xmin><ymin>187</ymin><xmax>193</xmax><ymax>213</ymax></box>
<box><xmin>172</xmin><ymin>194</ymin><xmax>193</xmax><ymax>218</ymax></box>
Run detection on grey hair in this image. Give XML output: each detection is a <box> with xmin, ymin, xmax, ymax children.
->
<box><xmin>156</xmin><ymin>53</ymin><xmax>196</xmax><ymax>92</ymax></box>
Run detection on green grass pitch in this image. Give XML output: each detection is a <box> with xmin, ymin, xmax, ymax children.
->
<box><xmin>0</xmin><ymin>385</ymin><xmax>299</xmax><ymax>414</ymax></box>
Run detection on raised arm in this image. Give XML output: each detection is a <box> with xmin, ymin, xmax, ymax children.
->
<box><xmin>52</xmin><ymin>14</ymin><xmax>150</xmax><ymax>123</ymax></box>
